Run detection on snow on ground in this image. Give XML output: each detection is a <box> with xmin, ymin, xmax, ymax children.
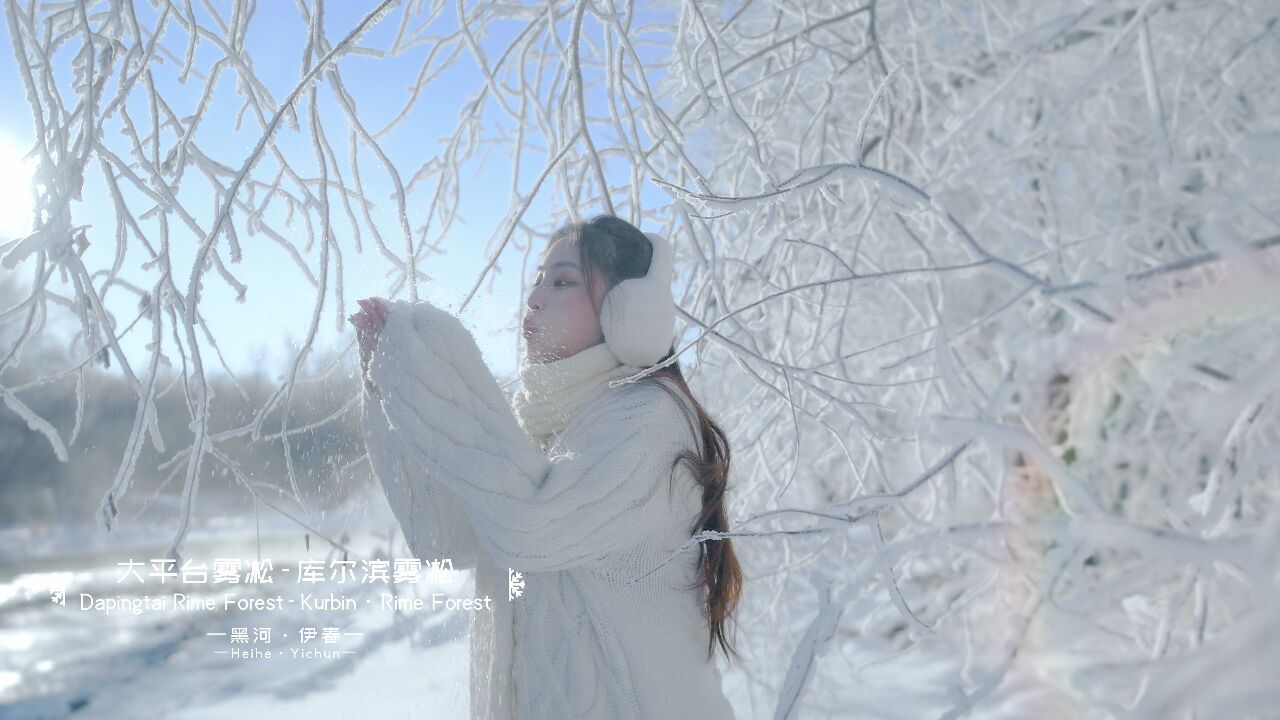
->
<box><xmin>0</xmin><ymin>486</ymin><xmax>478</xmax><ymax>719</ymax></box>
<box><xmin>0</xmin><ymin>487</ymin><xmax>998</xmax><ymax>719</ymax></box>
<box><xmin>2</xmin><ymin>483</ymin><xmax>780</xmax><ymax>719</ymax></box>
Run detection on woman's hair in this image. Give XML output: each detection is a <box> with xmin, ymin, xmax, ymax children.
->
<box><xmin>546</xmin><ymin>214</ymin><xmax>743</xmax><ymax>665</ymax></box>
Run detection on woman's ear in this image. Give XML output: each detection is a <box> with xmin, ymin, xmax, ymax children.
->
<box><xmin>600</xmin><ymin>232</ymin><xmax>676</xmax><ymax>366</ymax></box>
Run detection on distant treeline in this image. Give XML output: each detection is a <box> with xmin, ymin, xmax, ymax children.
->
<box><xmin>0</xmin><ymin>278</ymin><xmax>373</xmax><ymax>528</ymax></box>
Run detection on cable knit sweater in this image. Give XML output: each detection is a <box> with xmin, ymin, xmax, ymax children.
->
<box><xmin>359</xmin><ymin>299</ymin><xmax>737</xmax><ymax>720</ymax></box>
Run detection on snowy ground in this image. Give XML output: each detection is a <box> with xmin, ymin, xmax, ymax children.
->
<box><xmin>2</xmin><ymin>485</ymin><xmax>789</xmax><ymax>720</ymax></box>
<box><xmin>0</xmin><ymin>490</ymin><xmax>986</xmax><ymax>720</ymax></box>
<box><xmin>0</xmin><ymin>488</ymin><xmax>479</xmax><ymax>720</ymax></box>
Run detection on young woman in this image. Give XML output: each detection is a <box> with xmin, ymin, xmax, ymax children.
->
<box><xmin>349</xmin><ymin>214</ymin><xmax>742</xmax><ymax>719</ymax></box>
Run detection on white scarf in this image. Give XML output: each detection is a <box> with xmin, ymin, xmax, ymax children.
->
<box><xmin>512</xmin><ymin>342</ymin><xmax>640</xmax><ymax>444</ymax></box>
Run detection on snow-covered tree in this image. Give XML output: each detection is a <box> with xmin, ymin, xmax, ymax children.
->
<box><xmin>653</xmin><ymin>2</ymin><xmax>1280</xmax><ymax>717</ymax></box>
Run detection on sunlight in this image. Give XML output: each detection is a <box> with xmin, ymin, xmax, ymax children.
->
<box><xmin>0</xmin><ymin>135</ymin><xmax>37</xmax><ymax>241</ymax></box>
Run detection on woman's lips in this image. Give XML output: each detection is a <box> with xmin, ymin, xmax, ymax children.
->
<box><xmin>522</xmin><ymin>320</ymin><xmax>537</xmax><ymax>337</ymax></box>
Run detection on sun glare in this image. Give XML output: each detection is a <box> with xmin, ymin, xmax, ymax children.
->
<box><xmin>0</xmin><ymin>136</ymin><xmax>38</xmax><ymax>242</ymax></box>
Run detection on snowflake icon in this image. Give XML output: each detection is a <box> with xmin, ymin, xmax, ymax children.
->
<box><xmin>508</xmin><ymin>568</ymin><xmax>525</xmax><ymax>601</ymax></box>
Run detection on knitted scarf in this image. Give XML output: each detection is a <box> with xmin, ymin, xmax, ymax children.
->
<box><xmin>512</xmin><ymin>342</ymin><xmax>639</xmax><ymax>443</ymax></box>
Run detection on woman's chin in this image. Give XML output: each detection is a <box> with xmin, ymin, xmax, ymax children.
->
<box><xmin>524</xmin><ymin>345</ymin><xmax>553</xmax><ymax>364</ymax></box>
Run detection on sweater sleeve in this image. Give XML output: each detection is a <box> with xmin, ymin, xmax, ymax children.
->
<box><xmin>361</xmin><ymin>379</ymin><xmax>484</xmax><ymax>571</ymax></box>
<box><xmin>362</xmin><ymin>299</ymin><xmax>694</xmax><ymax>573</ymax></box>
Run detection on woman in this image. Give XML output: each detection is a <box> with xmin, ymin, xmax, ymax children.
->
<box><xmin>349</xmin><ymin>214</ymin><xmax>742</xmax><ymax>719</ymax></box>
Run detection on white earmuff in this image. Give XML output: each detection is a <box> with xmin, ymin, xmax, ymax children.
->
<box><xmin>600</xmin><ymin>231</ymin><xmax>676</xmax><ymax>367</ymax></box>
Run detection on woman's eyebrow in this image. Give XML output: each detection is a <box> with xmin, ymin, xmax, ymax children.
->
<box><xmin>535</xmin><ymin>261</ymin><xmax>580</xmax><ymax>270</ymax></box>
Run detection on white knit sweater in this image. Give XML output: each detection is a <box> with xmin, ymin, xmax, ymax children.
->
<box><xmin>360</xmin><ymin>299</ymin><xmax>737</xmax><ymax>720</ymax></box>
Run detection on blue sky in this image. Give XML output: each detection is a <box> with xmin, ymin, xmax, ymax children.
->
<box><xmin>0</xmin><ymin>1</ymin><xmax>684</xmax><ymax>386</ymax></box>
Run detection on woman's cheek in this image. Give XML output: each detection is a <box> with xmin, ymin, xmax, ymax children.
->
<box><xmin>572</xmin><ymin>298</ymin><xmax>597</xmax><ymax>335</ymax></box>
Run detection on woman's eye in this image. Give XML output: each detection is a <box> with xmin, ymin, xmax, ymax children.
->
<box><xmin>531</xmin><ymin>273</ymin><xmax>573</xmax><ymax>287</ymax></box>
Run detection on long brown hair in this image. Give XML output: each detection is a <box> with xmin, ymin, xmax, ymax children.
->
<box><xmin>548</xmin><ymin>214</ymin><xmax>743</xmax><ymax>664</ymax></box>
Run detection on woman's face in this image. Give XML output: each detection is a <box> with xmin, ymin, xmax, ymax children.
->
<box><xmin>522</xmin><ymin>237</ymin><xmax>608</xmax><ymax>363</ymax></box>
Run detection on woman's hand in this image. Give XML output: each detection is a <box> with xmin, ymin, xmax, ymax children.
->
<box><xmin>349</xmin><ymin>297</ymin><xmax>390</xmax><ymax>393</ymax></box>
